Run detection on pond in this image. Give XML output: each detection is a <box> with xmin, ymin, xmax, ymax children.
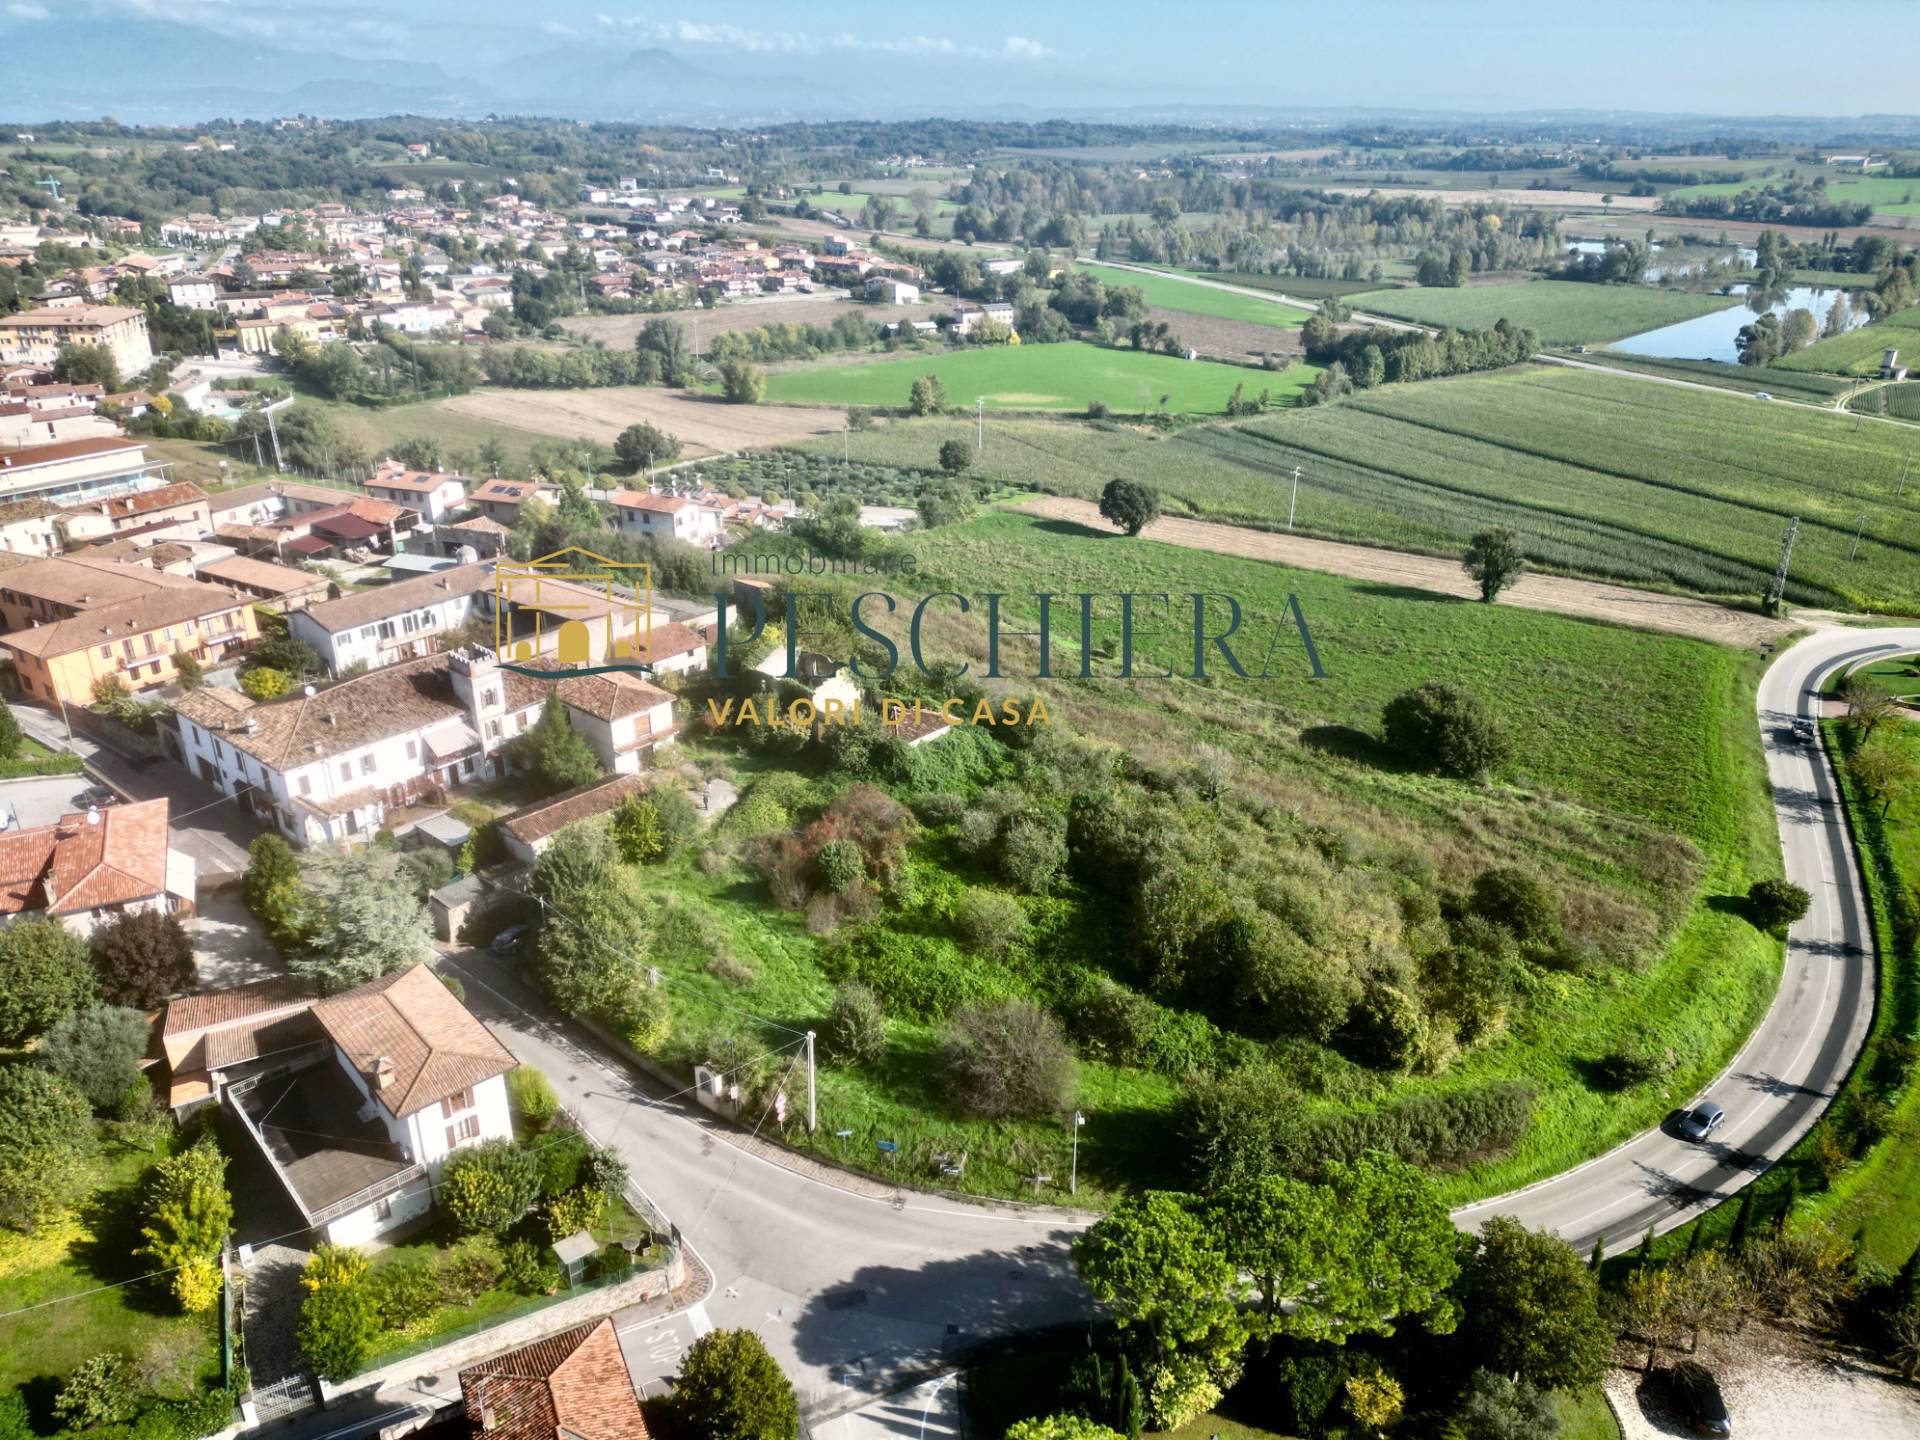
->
<box><xmin>1608</xmin><ymin>283</ymin><xmax>1869</xmax><ymax>363</ymax></box>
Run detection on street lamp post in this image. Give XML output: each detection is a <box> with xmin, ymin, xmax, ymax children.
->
<box><xmin>1070</xmin><ymin>1110</ymin><xmax>1086</xmax><ymax>1195</ymax></box>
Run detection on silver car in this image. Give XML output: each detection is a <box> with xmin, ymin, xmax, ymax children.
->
<box><xmin>1678</xmin><ymin>1101</ymin><xmax>1726</xmax><ymax>1142</ymax></box>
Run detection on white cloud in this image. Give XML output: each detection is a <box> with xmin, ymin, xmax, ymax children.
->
<box><xmin>7</xmin><ymin>1</ymin><xmax>52</xmax><ymax>19</ymax></box>
<box><xmin>599</xmin><ymin>15</ymin><xmax>1051</xmax><ymax>63</ymax></box>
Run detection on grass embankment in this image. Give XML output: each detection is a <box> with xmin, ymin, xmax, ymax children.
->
<box><xmin>758</xmin><ymin>341</ymin><xmax>1318</xmax><ymax>415</ymax></box>
<box><xmin>641</xmin><ymin>509</ymin><xmax>1778</xmax><ymax>1208</ymax></box>
<box><xmin>0</xmin><ymin>1131</ymin><xmax>219</xmax><ymax>1410</ymax></box>
<box><xmin>1344</xmin><ymin>281</ymin><xmax>1741</xmax><ymax>346</ymax></box>
<box><xmin>1772</xmin><ymin>305</ymin><xmax>1920</xmax><ymax>375</ymax></box>
<box><xmin>1073</xmin><ymin>263</ymin><xmax>1314</xmax><ymax>328</ymax></box>
<box><xmin>1571</xmin><ymin>350</ymin><xmax>1855</xmax><ymax>398</ymax></box>
<box><xmin>796</xmin><ymin>365</ymin><xmax>1920</xmax><ymax>611</ymax></box>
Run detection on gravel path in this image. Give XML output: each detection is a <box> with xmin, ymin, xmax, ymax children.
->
<box><xmin>1605</xmin><ymin>1350</ymin><xmax>1920</xmax><ymax>1439</ymax></box>
<box><xmin>1014</xmin><ymin>496</ymin><xmax>1800</xmax><ymax>649</ymax></box>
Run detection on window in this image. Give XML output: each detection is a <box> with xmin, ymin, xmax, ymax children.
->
<box><xmin>373</xmin><ymin>1195</ymin><xmax>393</xmax><ymax>1222</ymax></box>
<box><xmin>338</xmin><ymin>762</ymin><xmax>351</xmax><ymax>782</ymax></box>
<box><xmin>297</xmin><ymin>774</ymin><xmax>311</xmax><ymax>796</ymax></box>
<box><xmin>445</xmin><ymin>1115</ymin><xmax>481</xmax><ymax>1149</ymax></box>
<box><xmin>486</xmin><ymin>720</ymin><xmax>500</xmax><ymax>739</ymax></box>
<box><xmin>405</xmin><ymin>739</ymin><xmax>417</xmax><ymax>760</ymax></box>
<box><xmin>121</xmin><ymin>639</ymin><xmax>135</xmax><ymax>661</ymax></box>
<box><xmin>480</xmin><ymin>689</ymin><xmax>497</xmax><ymax>708</ymax></box>
<box><xmin>99</xmin><ymin>646</ymin><xmax>110</xmax><ymax>659</ymax></box>
<box><xmin>360</xmin><ymin>754</ymin><xmax>375</xmax><ymax>776</ymax></box>
<box><xmin>440</xmin><ymin>1088</ymin><xmax>473</xmax><ymax>1117</ymax></box>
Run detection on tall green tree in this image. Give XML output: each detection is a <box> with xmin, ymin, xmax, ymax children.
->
<box><xmin>293</xmin><ymin>845</ymin><xmax>434</xmax><ymax>993</ymax></box>
<box><xmin>508</xmin><ymin>692</ymin><xmax>604</xmax><ymax>795</ymax></box>
<box><xmin>0</xmin><ymin>1066</ymin><xmax>95</xmax><ymax>1233</ymax></box>
<box><xmin>1098</xmin><ymin>478</ymin><xmax>1160</xmax><ymax>537</ymax></box>
<box><xmin>91</xmin><ymin>911</ymin><xmax>196</xmax><ymax>1008</ymax></box>
<box><xmin>138</xmin><ymin>1140</ymin><xmax>231</xmax><ymax>1313</ymax></box>
<box><xmin>38</xmin><ymin>1003</ymin><xmax>149</xmax><ymax>1113</ymax></box>
<box><xmin>526</xmin><ymin>826</ymin><xmax>649</xmax><ymax>1018</ymax></box>
<box><xmin>0</xmin><ymin>917</ymin><xmax>94</xmax><ymax>1046</ymax></box>
<box><xmin>1462</xmin><ymin>526</ymin><xmax>1525</xmax><ymax>602</ymax></box>
<box><xmin>0</xmin><ymin>702</ymin><xmax>21</xmax><ymax>760</ymax></box>
<box><xmin>669</xmin><ymin>1329</ymin><xmax>799</xmax><ymax>1440</ymax></box>
<box><xmin>1456</xmin><ymin>1216</ymin><xmax>1612</xmax><ymax>1391</ymax></box>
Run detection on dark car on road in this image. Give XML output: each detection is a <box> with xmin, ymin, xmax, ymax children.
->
<box><xmin>490</xmin><ymin>924</ymin><xmax>531</xmax><ymax>955</ymax></box>
<box><xmin>1677</xmin><ymin>1100</ymin><xmax>1727</xmax><ymax>1142</ymax></box>
<box><xmin>1670</xmin><ymin>1360</ymin><xmax>1732</xmax><ymax>1435</ymax></box>
<box><xmin>1791</xmin><ymin>718</ymin><xmax>1817</xmax><ymax>745</ymax></box>
<box><xmin>71</xmin><ymin>785</ymin><xmax>119</xmax><ymax>810</ymax></box>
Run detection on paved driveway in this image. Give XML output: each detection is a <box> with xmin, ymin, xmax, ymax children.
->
<box><xmin>188</xmin><ymin>882</ymin><xmax>283</xmax><ymax>989</ymax></box>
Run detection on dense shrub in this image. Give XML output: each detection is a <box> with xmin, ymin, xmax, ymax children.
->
<box><xmin>821</xmin><ymin>982</ymin><xmax>887</xmax><ymax>1066</ymax></box>
<box><xmin>39</xmin><ymin>1003</ymin><xmax>149</xmax><ymax>1112</ymax></box>
<box><xmin>941</xmin><ymin>999</ymin><xmax>1078</xmax><ymax>1118</ymax></box>
<box><xmin>1381</xmin><ymin>683</ymin><xmax>1511</xmax><ymax>778</ymax></box>
<box><xmin>0</xmin><ymin>917</ymin><xmax>94</xmax><ymax>1046</ymax></box>
<box><xmin>1469</xmin><ymin>868</ymin><xmax>1564</xmax><ymax>957</ymax></box>
<box><xmin>0</xmin><ymin>1065</ymin><xmax>95</xmax><ymax>1233</ymax></box>
<box><xmin>54</xmin><ymin>1354</ymin><xmax>139</xmax><ymax>1428</ymax></box>
<box><xmin>91</xmin><ymin>912</ymin><xmax>195</xmax><ymax>1008</ymax></box>
<box><xmin>371</xmin><ymin>1253</ymin><xmax>439</xmax><ymax>1326</ymax></box>
<box><xmin>1748</xmin><ymin>876</ymin><xmax>1811</xmax><ymax>935</ymax></box>
<box><xmin>441</xmin><ymin>1139</ymin><xmax>539</xmax><ymax>1234</ymax></box>
<box><xmin>953</xmin><ymin>888</ymin><xmax>1030</xmax><ymax>957</ymax></box>
<box><xmin>508</xmin><ymin>1066</ymin><xmax>559</xmax><ymax>1129</ymax></box>
<box><xmin>668</xmin><ymin>1329</ymin><xmax>799</xmax><ymax>1440</ymax></box>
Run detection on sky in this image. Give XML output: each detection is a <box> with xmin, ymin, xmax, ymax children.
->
<box><xmin>13</xmin><ymin>0</ymin><xmax>1920</xmax><ymax>117</ymax></box>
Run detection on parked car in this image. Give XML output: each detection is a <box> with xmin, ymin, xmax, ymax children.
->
<box><xmin>1791</xmin><ymin>718</ymin><xmax>1818</xmax><ymax>745</ymax></box>
<box><xmin>1753</xmin><ymin>391</ymin><xmax>1773</xmax><ymax>401</ymax></box>
<box><xmin>1678</xmin><ymin>1100</ymin><xmax>1727</xmax><ymax>1142</ymax></box>
<box><xmin>491</xmin><ymin>923</ymin><xmax>531</xmax><ymax>955</ymax></box>
<box><xmin>1670</xmin><ymin>1360</ymin><xmax>1732</xmax><ymax>1436</ymax></box>
<box><xmin>71</xmin><ymin>785</ymin><xmax>119</xmax><ymax>810</ymax></box>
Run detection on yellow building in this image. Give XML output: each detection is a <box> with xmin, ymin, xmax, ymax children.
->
<box><xmin>0</xmin><ymin>305</ymin><xmax>154</xmax><ymax>377</ymax></box>
<box><xmin>1</xmin><ymin>581</ymin><xmax>257</xmax><ymax>707</ymax></box>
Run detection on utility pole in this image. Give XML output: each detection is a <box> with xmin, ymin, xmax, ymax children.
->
<box><xmin>804</xmin><ymin>1030</ymin><xmax>816</xmax><ymax>1133</ymax></box>
<box><xmin>1764</xmin><ymin>515</ymin><xmax>1799</xmax><ymax>615</ymax></box>
<box><xmin>1288</xmin><ymin>465</ymin><xmax>1301</xmax><ymax>530</ymax></box>
<box><xmin>1849</xmin><ymin>513</ymin><xmax>1867</xmax><ymax>562</ymax></box>
<box><xmin>1069</xmin><ymin>1110</ymin><xmax>1085</xmax><ymax>1195</ymax></box>
<box><xmin>264</xmin><ymin>405</ymin><xmax>286</xmax><ymax>472</ymax></box>
<box><xmin>976</xmin><ymin>396</ymin><xmax>984</xmax><ymax>451</ymax></box>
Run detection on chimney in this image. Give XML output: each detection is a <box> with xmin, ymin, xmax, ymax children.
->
<box><xmin>322</xmin><ymin>711</ymin><xmax>336</xmax><ymax>725</ymax></box>
<box><xmin>372</xmin><ymin>1055</ymin><xmax>395</xmax><ymax>1091</ymax></box>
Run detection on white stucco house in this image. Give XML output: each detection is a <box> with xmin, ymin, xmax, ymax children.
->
<box><xmin>170</xmin><ymin>966</ymin><xmax>519</xmax><ymax>1246</ymax></box>
<box><xmin>608</xmin><ymin>490</ymin><xmax>721</xmax><ymax>547</ymax></box>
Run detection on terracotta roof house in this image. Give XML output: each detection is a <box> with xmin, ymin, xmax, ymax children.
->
<box><xmin>288</xmin><ymin>562</ymin><xmax>495</xmax><ymax>673</ymax></box>
<box><xmin>0</xmin><ymin>797</ymin><xmax>193</xmax><ymax>936</ymax></box>
<box><xmin>458</xmin><ymin>1319</ymin><xmax>649</xmax><ymax>1440</ymax></box>
<box><xmin>194</xmin><ymin>553</ymin><xmax>330</xmax><ymax>611</ymax></box>
<box><xmin>500</xmin><ymin>772</ymin><xmax>653</xmax><ymax>864</ymax></box>
<box><xmin>467</xmin><ymin>478</ymin><xmax>552</xmax><ymax>526</ymax></box>
<box><xmin>188</xmin><ymin>963</ymin><xmax>520</xmax><ymax>1246</ymax></box>
<box><xmin>608</xmin><ymin>489</ymin><xmax>719</xmax><ymax>547</ymax></box>
<box><xmin>367</xmin><ymin>457</ymin><xmax>468</xmax><ymax>522</ymax></box>
<box><xmin>58</xmin><ymin>480</ymin><xmax>211</xmax><ymax>546</ymax></box>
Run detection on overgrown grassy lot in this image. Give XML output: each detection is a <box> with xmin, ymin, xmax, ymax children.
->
<box><xmin>1074</xmin><ymin>263</ymin><xmax>1313</xmax><ymax>328</ymax></box>
<box><xmin>758</xmin><ymin>341</ymin><xmax>1317</xmax><ymax>415</ymax></box>
<box><xmin>623</xmin><ymin>509</ymin><xmax>1778</xmax><ymax>1208</ymax></box>
<box><xmin>1772</xmin><ymin>304</ymin><xmax>1920</xmax><ymax>374</ymax></box>
<box><xmin>1344</xmin><ymin>280</ymin><xmax>1740</xmax><ymax>346</ymax></box>
<box><xmin>796</xmin><ymin>364</ymin><xmax>1920</xmax><ymax>611</ymax></box>
<box><xmin>0</xmin><ymin>1129</ymin><xmax>219</xmax><ymax>1413</ymax></box>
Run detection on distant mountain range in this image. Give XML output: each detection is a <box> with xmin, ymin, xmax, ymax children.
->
<box><xmin>4</xmin><ymin>18</ymin><xmax>1920</xmax><ymax>135</ymax></box>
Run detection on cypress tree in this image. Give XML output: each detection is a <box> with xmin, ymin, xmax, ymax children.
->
<box><xmin>1112</xmin><ymin>1355</ymin><xmax>1143</xmax><ymax>1440</ymax></box>
<box><xmin>1684</xmin><ymin>1222</ymin><xmax>1705</xmax><ymax>1261</ymax></box>
<box><xmin>1638</xmin><ymin>1226</ymin><xmax>1656</xmax><ymax>1265</ymax></box>
<box><xmin>1590</xmin><ymin>1232</ymin><xmax>1606</xmax><ymax>1271</ymax></box>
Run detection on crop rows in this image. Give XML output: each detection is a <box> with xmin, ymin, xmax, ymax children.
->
<box><xmin>1573</xmin><ymin>351</ymin><xmax>1854</xmax><ymax>398</ymax></box>
<box><xmin>1848</xmin><ymin>382</ymin><xmax>1920</xmax><ymax>422</ymax></box>
<box><xmin>1344</xmin><ymin>280</ymin><xmax>1742</xmax><ymax>346</ymax></box>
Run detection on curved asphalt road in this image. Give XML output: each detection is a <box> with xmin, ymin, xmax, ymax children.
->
<box><xmin>1455</xmin><ymin>625</ymin><xmax>1916</xmax><ymax>1256</ymax></box>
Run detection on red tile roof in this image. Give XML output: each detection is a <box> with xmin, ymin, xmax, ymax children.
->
<box><xmin>501</xmin><ymin>773</ymin><xmax>652</xmax><ymax>847</ymax></box>
<box><xmin>310</xmin><ymin>964</ymin><xmax>515</xmax><ymax>1119</ymax></box>
<box><xmin>460</xmin><ymin>1319</ymin><xmax>649</xmax><ymax>1440</ymax></box>
<box><xmin>0</xmin><ymin>436</ymin><xmax>145</xmax><ymax>472</ymax></box>
<box><xmin>607</xmin><ymin>490</ymin><xmax>688</xmax><ymax>514</ymax></box>
<box><xmin>0</xmin><ymin>797</ymin><xmax>172</xmax><ymax>917</ymax></box>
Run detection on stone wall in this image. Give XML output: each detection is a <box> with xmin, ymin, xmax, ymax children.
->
<box><xmin>316</xmin><ymin>1247</ymin><xmax>687</xmax><ymax>1406</ymax></box>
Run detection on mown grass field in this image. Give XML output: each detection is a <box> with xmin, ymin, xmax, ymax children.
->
<box><xmin>644</xmin><ymin>508</ymin><xmax>1779</xmax><ymax>1208</ymax></box>
<box><xmin>758</xmin><ymin>341</ymin><xmax>1317</xmax><ymax>415</ymax></box>
<box><xmin>1774</xmin><ymin>305</ymin><xmax>1920</xmax><ymax>375</ymax></box>
<box><xmin>798</xmin><ymin>365</ymin><xmax>1920</xmax><ymax>611</ymax></box>
<box><xmin>1669</xmin><ymin>174</ymin><xmax>1920</xmax><ymax>215</ymax></box>
<box><xmin>1074</xmin><ymin>263</ymin><xmax>1313</xmax><ymax>328</ymax></box>
<box><xmin>1345</xmin><ymin>280</ymin><xmax>1741</xmax><ymax>346</ymax></box>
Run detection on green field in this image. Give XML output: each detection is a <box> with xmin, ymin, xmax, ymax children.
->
<box><xmin>801</xmin><ymin>364</ymin><xmax>1920</xmax><ymax>611</ymax></box>
<box><xmin>758</xmin><ymin>341</ymin><xmax>1316</xmax><ymax>414</ymax></box>
<box><xmin>1198</xmin><ymin>270</ymin><xmax>1400</xmax><ymax>300</ymax></box>
<box><xmin>1773</xmin><ymin>305</ymin><xmax>1920</xmax><ymax>375</ymax></box>
<box><xmin>1074</xmin><ymin>262</ymin><xmax>1313</xmax><ymax>328</ymax></box>
<box><xmin>1345</xmin><ymin>281</ymin><xmax>1742</xmax><ymax>346</ymax></box>
<box><xmin>1669</xmin><ymin>173</ymin><xmax>1920</xmax><ymax>215</ymax></box>
<box><xmin>651</xmin><ymin>508</ymin><xmax>1779</xmax><ymax>1209</ymax></box>
<box><xmin>1848</xmin><ymin>381</ymin><xmax>1920</xmax><ymax>421</ymax></box>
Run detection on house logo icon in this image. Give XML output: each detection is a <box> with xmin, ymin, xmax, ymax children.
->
<box><xmin>492</xmin><ymin>547</ymin><xmax>655</xmax><ymax>678</ymax></box>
